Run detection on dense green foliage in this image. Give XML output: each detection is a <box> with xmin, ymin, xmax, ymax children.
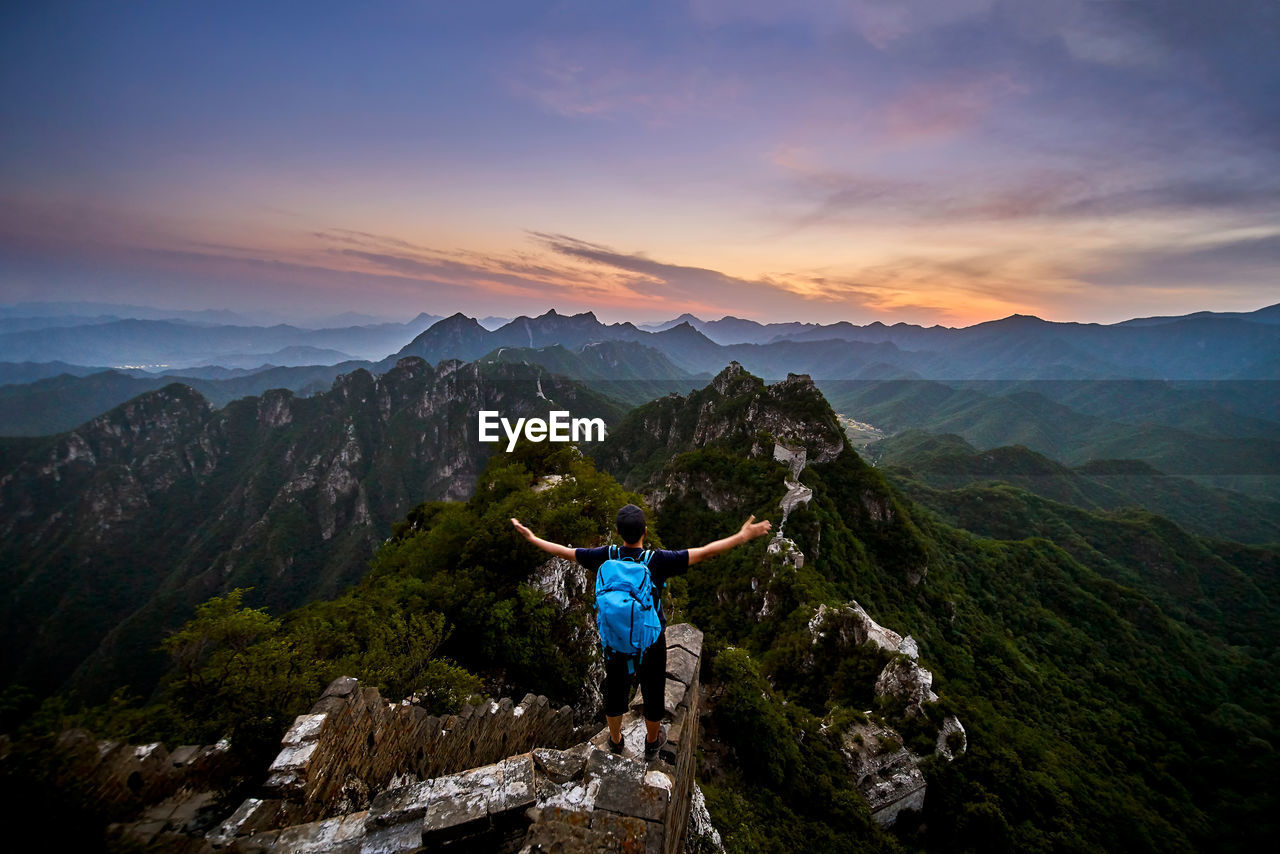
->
<box><xmin>870</xmin><ymin>429</ymin><xmax>1280</xmax><ymax>544</ymax></box>
<box><xmin>700</xmin><ymin>647</ymin><xmax>894</xmax><ymax>854</ymax></box>
<box><xmin>159</xmin><ymin>587</ymin><xmax>481</xmax><ymax>758</ymax></box>
<box><xmin>363</xmin><ymin>441</ymin><xmax>647</xmax><ymax>704</ymax></box>
<box><xmin>647</xmin><ymin>436</ymin><xmax>1279</xmax><ymax>852</ymax></box>
<box><xmin>587</xmin><ymin>368</ymin><xmax>1279</xmax><ymax>853</ymax></box>
<box><xmin>0</xmin><ymin>571</ymin><xmax>483</xmax><ymax>850</ymax></box>
<box><xmin>8</xmin><ymin>580</ymin><xmax>483</xmax><ymax>774</ymax></box>
<box><xmin>821</xmin><ymin>378</ymin><xmax>1280</xmax><ymax>500</ymax></box>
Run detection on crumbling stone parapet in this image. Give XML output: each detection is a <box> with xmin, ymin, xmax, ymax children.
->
<box><xmin>250</xmin><ymin>679</ymin><xmax>581</xmax><ymax>825</ymax></box>
<box><xmin>537</xmin><ymin>623</ymin><xmax>703</xmax><ymax>854</ymax></box>
<box><xmin>201</xmin><ymin>624</ymin><xmax>707</xmax><ymax>853</ymax></box>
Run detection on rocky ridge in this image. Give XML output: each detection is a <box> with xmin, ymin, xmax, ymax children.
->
<box><xmin>594</xmin><ymin>365</ymin><xmax>962</xmax><ymax>827</ymax></box>
<box><xmin>784</xmin><ymin>480</ymin><xmax>964</xmax><ymax>824</ymax></box>
<box><xmin>0</xmin><ymin>357</ymin><xmax>621</xmax><ymax>701</ymax></box>
<box><xmin>592</xmin><ymin>362</ymin><xmax>844</xmax><ymax>488</ymax></box>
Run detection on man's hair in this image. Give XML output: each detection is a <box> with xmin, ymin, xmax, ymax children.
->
<box><xmin>616</xmin><ymin>503</ymin><xmax>646</xmax><ymax>544</ymax></box>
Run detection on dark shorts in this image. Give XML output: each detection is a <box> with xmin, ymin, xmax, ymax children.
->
<box><xmin>603</xmin><ymin>631</ymin><xmax>667</xmax><ymax>722</ymax></box>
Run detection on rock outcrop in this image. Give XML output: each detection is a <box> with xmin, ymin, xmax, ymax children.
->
<box><xmin>935</xmin><ymin>715</ymin><xmax>968</xmax><ymax>761</ymax></box>
<box><xmin>527</xmin><ymin>555</ymin><xmax>605</xmax><ymax>719</ymax></box>
<box><xmin>192</xmin><ymin>625</ymin><xmax>707</xmax><ymax>854</ymax></box>
<box><xmin>594</xmin><ymin>363</ymin><xmax>846</xmax><ymax>488</ymax></box>
<box><xmin>875</xmin><ymin>656</ymin><xmax>938</xmax><ymax>718</ymax></box>
<box><xmin>807</xmin><ymin>601</ymin><xmax>908</xmax><ymax>656</ymax></box>
<box><xmin>837</xmin><ymin>719</ymin><xmax>927</xmax><ymax>827</ymax></box>
<box><xmin>807</xmin><ymin>602</ymin><xmax>964</xmax><ymax>825</ymax></box>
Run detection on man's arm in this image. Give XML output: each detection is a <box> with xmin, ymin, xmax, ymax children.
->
<box><xmin>511</xmin><ymin>517</ymin><xmax>578</xmax><ymax>561</ymax></box>
<box><xmin>687</xmin><ymin>515</ymin><xmax>772</xmax><ymax>565</ymax></box>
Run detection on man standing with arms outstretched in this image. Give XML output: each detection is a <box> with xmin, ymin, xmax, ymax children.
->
<box><xmin>511</xmin><ymin>504</ymin><xmax>772</xmax><ymax>759</ymax></box>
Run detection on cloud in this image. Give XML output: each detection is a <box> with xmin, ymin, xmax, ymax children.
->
<box><xmin>1097</xmin><ymin>231</ymin><xmax>1280</xmax><ymax>289</ymax></box>
<box><xmin>880</xmin><ymin>73</ymin><xmax>1026</xmax><ymax>145</ymax></box>
<box><xmin>505</xmin><ymin>42</ymin><xmax>742</xmax><ymax>125</ymax></box>
<box><xmin>770</xmin><ymin>156</ymin><xmax>1280</xmax><ymax>235</ymax></box>
<box><xmin>688</xmin><ymin>0</ymin><xmax>997</xmax><ymax>49</ymax></box>
<box><xmin>526</xmin><ymin>230</ymin><xmax>1051</xmax><ymax>325</ymax></box>
<box><xmin>528</xmin><ymin>231</ymin><xmax>816</xmax><ymax>308</ymax></box>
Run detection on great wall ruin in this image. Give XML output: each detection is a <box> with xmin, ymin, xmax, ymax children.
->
<box><xmin>93</xmin><ymin>624</ymin><xmax>707</xmax><ymax>853</ymax></box>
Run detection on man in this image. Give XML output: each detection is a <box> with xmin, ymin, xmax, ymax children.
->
<box><xmin>511</xmin><ymin>504</ymin><xmax>772</xmax><ymax>759</ymax></box>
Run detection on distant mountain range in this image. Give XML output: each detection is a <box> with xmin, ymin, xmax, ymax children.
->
<box><xmin>2</xmin><ymin>304</ymin><xmax>1277</xmax><ymax>507</ymax></box>
<box><xmin>0</xmin><ymin>313</ymin><xmax>443</xmax><ymax>367</ymax></box>
<box><xmin>396</xmin><ymin>305</ymin><xmax>1280</xmax><ymax>380</ymax></box>
<box><xmin>4</xmin><ymin>302</ymin><xmax>1276</xmax><ymax>381</ymax></box>
<box><xmin>6</xmin><ymin>301</ymin><xmax>1275</xmax><ymax>377</ymax></box>
<box><xmin>0</xmin><ymin>301</ymin><xmax>407</xmax><ymax>329</ymax></box>
<box><xmin>642</xmin><ymin>303</ymin><xmax>1280</xmax><ymax>343</ymax></box>
<box><xmin>0</xmin><ymin>364</ymin><xmax>370</xmax><ymax>436</ymax></box>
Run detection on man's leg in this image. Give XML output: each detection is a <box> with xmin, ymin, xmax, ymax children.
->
<box><xmin>639</xmin><ymin>634</ymin><xmax>668</xmax><ymax>746</ymax></box>
<box><xmin>603</xmin><ymin>651</ymin><xmax>630</xmax><ymax>748</ymax></box>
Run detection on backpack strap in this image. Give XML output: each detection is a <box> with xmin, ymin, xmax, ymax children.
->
<box><xmin>638</xmin><ymin>561</ymin><xmax>657</xmax><ymax>610</ymax></box>
<box><xmin>639</xmin><ymin>549</ymin><xmax>654</xmax><ymax>568</ymax></box>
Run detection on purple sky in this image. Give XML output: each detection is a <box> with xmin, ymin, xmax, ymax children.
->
<box><xmin>2</xmin><ymin>1</ymin><xmax>1278</xmax><ymax>326</ymax></box>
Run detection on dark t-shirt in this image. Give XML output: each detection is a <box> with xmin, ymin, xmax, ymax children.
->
<box><xmin>575</xmin><ymin>545</ymin><xmax>690</xmax><ymax>624</ymax></box>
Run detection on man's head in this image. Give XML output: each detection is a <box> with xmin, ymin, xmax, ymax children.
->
<box><xmin>616</xmin><ymin>503</ymin><xmax>646</xmax><ymax>545</ymax></box>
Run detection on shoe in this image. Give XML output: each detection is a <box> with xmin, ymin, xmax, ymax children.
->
<box><xmin>608</xmin><ymin>734</ymin><xmax>624</xmax><ymax>755</ymax></box>
<box><xmin>644</xmin><ymin>728</ymin><xmax>667</xmax><ymax>761</ymax></box>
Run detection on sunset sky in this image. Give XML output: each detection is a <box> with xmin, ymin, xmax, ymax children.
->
<box><xmin>2</xmin><ymin>0</ymin><xmax>1278</xmax><ymax>326</ymax></box>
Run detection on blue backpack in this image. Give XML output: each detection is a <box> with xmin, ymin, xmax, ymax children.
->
<box><xmin>595</xmin><ymin>545</ymin><xmax>663</xmax><ymax>673</ymax></box>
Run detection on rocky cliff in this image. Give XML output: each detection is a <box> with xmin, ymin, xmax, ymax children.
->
<box><xmin>592</xmin><ymin>362</ymin><xmax>844</xmax><ymax>486</ymax></box>
<box><xmin>585</xmin><ymin>364</ymin><xmax>960</xmax><ymax>829</ymax></box>
<box><xmin>0</xmin><ymin>357</ymin><xmax>622</xmax><ymax>701</ymax></box>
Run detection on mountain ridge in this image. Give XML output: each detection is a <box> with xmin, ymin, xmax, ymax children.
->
<box><xmin>0</xmin><ymin>357</ymin><xmax>623</xmax><ymax>700</ymax></box>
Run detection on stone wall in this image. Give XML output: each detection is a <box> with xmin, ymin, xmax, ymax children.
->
<box><xmin>24</xmin><ymin>729</ymin><xmax>236</xmax><ymax>848</ymax></box>
<box><xmin>521</xmin><ymin>622</ymin><xmax>704</xmax><ymax>854</ymax></box>
<box><xmin>205</xmin><ymin>624</ymin><xmax>707</xmax><ymax>853</ymax></box>
<box><xmin>46</xmin><ymin>729</ymin><xmax>228</xmax><ymax>812</ymax></box>
<box><xmin>254</xmin><ymin>681</ymin><xmax>585</xmax><ymax>825</ymax></box>
<box><xmin>807</xmin><ymin>601</ymin><xmax>967</xmax><ymax>826</ymax></box>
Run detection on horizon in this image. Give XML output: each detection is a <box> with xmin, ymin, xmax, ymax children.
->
<box><xmin>4</xmin><ymin>297</ymin><xmax>1279</xmax><ymax>331</ymax></box>
<box><xmin>3</xmin><ymin>2</ymin><xmax>1279</xmax><ymax>326</ymax></box>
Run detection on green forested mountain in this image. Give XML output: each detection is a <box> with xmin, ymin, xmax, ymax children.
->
<box><xmin>587</xmin><ymin>365</ymin><xmax>1280</xmax><ymax>852</ymax></box>
<box><xmin>476</xmin><ymin>340</ymin><xmax>710</xmax><ymax>405</ymax></box>
<box><xmin>0</xmin><ymin>363</ymin><xmax>374</xmax><ymax>437</ymax></box>
<box><xmin>2</xmin><ymin>362</ymin><xmax>1276</xmax><ymax>854</ymax></box>
<box><xmin>0</xmin><ymin>357</ymin><xmax>621</xmax><ymax>702</ymax></box>
<box><xmin>869</xmin><ymin>430</ymin><xmax>1280</xmax><ymax>544</ymax></box>
<box><xmin>822</xmin><ymin>378</ymin><xmax>1280</xmax><ymax>499</ymax></box>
